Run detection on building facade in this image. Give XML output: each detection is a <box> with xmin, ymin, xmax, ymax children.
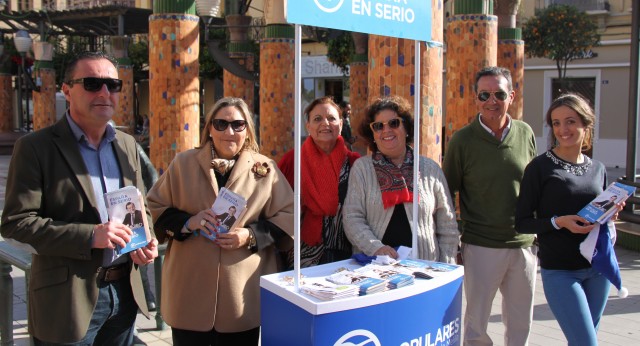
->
<box><xmin>520</xmin><ymin>0</ymin><xmax>634</xmax><ymax>168</ymax></box>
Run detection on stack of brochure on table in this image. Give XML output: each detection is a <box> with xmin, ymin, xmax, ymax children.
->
<box><xmin>299</xmin><ymin>277</ymin><xmax>359</xmax><ymax>301</ymax></box>
<box><xmin>326</xmin><ymin>271</ymin><xmax>387</xmax><ymax>296</ymax></box>
<box><xmin>385</xmin><ymin>273</ymin><xmax>415</xmax><ymax>289</ymax></box>
<box><xmin>353</xmin><ymin>264</ymin><xmax>415</xmax><ymax>290</ymax></box>
<box><xmin>393</xmin><ymin>259</ymin><xmax>458</xmax><ymax>279</ymax></box>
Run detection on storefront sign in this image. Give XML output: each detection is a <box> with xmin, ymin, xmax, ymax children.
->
<box><xmin>302</xmin><ymin>56</ymin><xmax>348</xmax><ymax>78</ymax></box>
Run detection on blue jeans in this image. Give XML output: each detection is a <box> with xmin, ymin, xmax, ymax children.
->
<box><xmin>541</xmin><ymin>267</ymin><xmax>610</xmax><ymax>346</ymax></box>
<box><xmin>35</xmin><ymin>278</ymin><xmax>138</xmax><ymax>346</ymax></box>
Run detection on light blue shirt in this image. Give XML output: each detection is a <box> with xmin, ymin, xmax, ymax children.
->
<box><xmin>66</xmin><ymin>114</ymin><xmax>126</xmax><ymax>266</ymax></box>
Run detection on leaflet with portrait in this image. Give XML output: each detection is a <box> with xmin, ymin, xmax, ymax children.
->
<box><xmin>103</xmin><ymin>186</ymin><xmax>151</xmax><ymax>255</ymax></box>
<box><xmin>200</xmin><ymin>187</ymin><xmax>247</xmax><ymax>241</ymax></box>
<box><xmin>577</xmin><ymin>182</ymin><xmax>636</xmax><ymax>224</ymax></box>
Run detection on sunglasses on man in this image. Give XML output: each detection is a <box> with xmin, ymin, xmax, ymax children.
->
<box><xmin>66</xmin><ymin>77</ymin><xmax>123</xmax><ymax>93</ymax></box>
<box><xmin>477</xmin><ymin>90</ymin><xmax>509</xmax><ymax>102</ymax></box>
<box><xmin>211</xmin><ymin>119</ymin><xmax>247</xmax><ymax>132</ymax></box>
<box><xmin>369</xmin><ymin>118</ymin><xmax>403</xmax><ymax>132</ymax></box>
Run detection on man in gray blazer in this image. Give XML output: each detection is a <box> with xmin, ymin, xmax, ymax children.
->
<box><xmin>1</xmin><ymin>51</ymin><xmax>158</xmax><ymax>345</ymax></box>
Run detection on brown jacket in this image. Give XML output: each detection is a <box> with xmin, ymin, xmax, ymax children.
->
<box><xmin>147</xmin><ymin>146</ymin><xmax>294</xmax><ymax>332</ymax></box>
<box><xmin>0</xmin><ymin>117</ymin><xmax>151</xmax><ymax>343</ymax></box>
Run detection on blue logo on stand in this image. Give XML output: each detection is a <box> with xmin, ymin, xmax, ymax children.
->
<box><xmin>334</xmin><ymin>329</ymin><xmax>381</xmax><ymax>346</ymax></box>
<box><xmin>314</xmin><ymin>0</ymin><xmax>345</xmax><ymax>13</ymax></box>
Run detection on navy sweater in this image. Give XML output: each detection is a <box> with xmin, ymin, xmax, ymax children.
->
<box><xmin>515</xmin><ymin>150</ymin><xmax>607</xmax><ymax>270</ymax></box>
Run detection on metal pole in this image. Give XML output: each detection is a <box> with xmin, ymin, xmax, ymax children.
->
<box><xmin>625</xmin><ymin>2</ymin><xmax>640</xmax><ymax>212</ymax></box>
<box><xmin>23</xmin><ymin>56</ymin><xmax>30</xmax><ymax>131</ymax></box>
<box><xmin>16</xmin><ymin>57</ymin><xmax>23</xmax><ymax>131</ymax></box>
<box><xmin>293</xmin><ymin>24</ymin><xmax>301</xmax><ymax>290</ymax></box>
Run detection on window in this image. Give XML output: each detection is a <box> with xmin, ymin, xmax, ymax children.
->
<box><xmin>542</xmin><ymin>0</ymin><xmax>607</xmax><ymax>12</ymax></box>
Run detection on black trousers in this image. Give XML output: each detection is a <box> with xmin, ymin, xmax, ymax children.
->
<box><xmin>171</xmin><ymin>326</ymin><xmax>260</xmax><ymax>346</ymax></box>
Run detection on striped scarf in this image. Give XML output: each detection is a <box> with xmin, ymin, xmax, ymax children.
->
<box><xmin>373</xmin><ymin>146</ymin><xmax>413</xmax><ymax>209</ymax></box>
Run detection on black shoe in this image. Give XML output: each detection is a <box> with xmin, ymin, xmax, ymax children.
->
<box><xmin>147</xmin><ymin>301</ymin><xmax>157</xmax><ymax>311</ymax></box>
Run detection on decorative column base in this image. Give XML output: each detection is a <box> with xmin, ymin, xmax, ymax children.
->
<box><xmin>444</xmin><ymin>13</ymin><xmax>498</xmax><ymax>143</ymax></box>
<box><xmin>498</xmin><ymin>27</ymin><xmax>524</xmax><ymax>120</ymax></box>
<box><xmin>148</xmin><ymin>13</ymin><xmax>200</xmax><ymax>174</ymax></box>
<box><xmin>32</xmin><ymin>63</ymin><xmax>56</xmax><ymax>131</ymax></box>
<box><xmin>0</xmin><ymin>74</ymin><xmax>13</xmax><ymax>132</ymax></box>
<box><xmin>259</xmin><ymin>24</ymin><xmax>294</xmax><ymax>161</ymax></box>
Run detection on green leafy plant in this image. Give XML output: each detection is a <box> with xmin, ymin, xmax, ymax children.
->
<box><xmin>522</xmin><ymin>4</ymin><xmax>600</xmax><ymax>79</ymax></box>
<box><xmin>129</xmin><ymin>39</ymin><xmax>149</xmax><ymax>82</ymax></box>
<box><xmin>51</xmin><ymin>36</ymin><xmax>89</xmax><ymax>86</ymax></box>
<box><xmin>327</xmin><ymin>30</ymin><xmax>354</xmax><ymax>75</ymax></box>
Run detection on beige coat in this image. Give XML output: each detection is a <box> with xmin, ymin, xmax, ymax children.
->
<box><xmin>147</xmin><ymin>146</ymin><xmax>294</xmax><ymax>332</ymax></box>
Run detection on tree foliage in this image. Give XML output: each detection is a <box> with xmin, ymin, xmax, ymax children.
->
<box><xmin>326</xmin><ymin>30</ymin><xmax>354</xmax><ymax>75</ymax></box>
<box><xmin>128</xmin><ymin>40</ymin><xmax>149</xmax><ymax>82</ymax></box>
<box><xmin>522</xmin><ymin>4</ymin><xmax>600</xmax><ymax>79</ymax></box>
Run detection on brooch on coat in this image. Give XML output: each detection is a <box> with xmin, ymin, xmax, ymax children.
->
<box><xmin>252</xmin><ymin>162</ymin><xmax>271</xmax><ymax>178</ymax></box>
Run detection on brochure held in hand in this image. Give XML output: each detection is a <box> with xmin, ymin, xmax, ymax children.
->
<box><xmin>104</xmin><ymin>186</ymin><xmax>151</xmax><ymax>255</ymax></box>
<box><xmin>577</xmin><ymin>182</ymin><xmax>636</xmax><ymax>223</ymax></box>
<box><xmin>200</xmin><ymin>187</ymin><xmax>247</xmax><ymax>241</ymax></box>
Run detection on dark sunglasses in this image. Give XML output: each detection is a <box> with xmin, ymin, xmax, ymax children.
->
<box><xmin>369</xmin><ymin>118</ymin><xmax>403</xmax><ymax>132</ymax></box>
<box><xmin>477</xmin><ymin>90</ymin><xmax>509</xmax><ymax>102</ymax></box>
<box><xmin>66</xmin><ymin>77</ymin><xmax>123</xmax><ymax>93</ymax></box>
<box><xmin>211</xmin><ymin>119</ymin><xmax>247</xmax><ymax>132</ymax></box>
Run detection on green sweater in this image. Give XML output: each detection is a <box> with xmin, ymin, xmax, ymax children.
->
<box><xmin>443</xmin><ymin>115</ymin><xmax>536</xmax><ymax>248</ymax></box>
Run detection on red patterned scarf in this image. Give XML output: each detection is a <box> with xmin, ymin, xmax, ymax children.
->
<box><xmin>373</xmin><ymin>147</ymin><xmax>414</xmax><ymax>209</ymax></box>
<box><xmin>301</xmin><ymin>136</ymin><xmax>348</xmax><ymax>246</ymax></box>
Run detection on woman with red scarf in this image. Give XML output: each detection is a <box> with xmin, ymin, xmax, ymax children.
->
<box><xmin>278</xmin><ymin>97</ymin><xmax>360</xmax><ymax>267</ymax></box>
<box><xmin>342</xmin><ymin>96</ymin><xmax>459</xmax><ymax>263</ymax></box>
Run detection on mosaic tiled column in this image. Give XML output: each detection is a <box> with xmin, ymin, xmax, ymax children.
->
<box><xmin>349</xmin><ymin>32</ymin><xmax>368</xmax><ymax>155</ymax></box>
<box><xmin>419</xmin><ymin>0</ymin><xmax>445</xmax><ymax>163</ymax></box>
<box><xmin>0</xmin><ymin>73</ymin><xmax>13</xmax><ymax>132</ymax></box>
<box><xmin>223</xmin><ymin>68</ymin><xmax>254</xmax><ymax>113</ymax></box>
<box><xmin>349</xmin><ymin>58</ymin><xmax>368</xmax><ymax>155</ymax></box>
<box><xmin>368</xmin><ymin>35</ymin><xmax>415</xmax><ymax>103</ymax></box>
<box><xmin>31</xmin><ymin>61</ymin><xmax>56</xmax><ymax>131</ymax></box>
<box><xmin>111</xmin><ymin>36</ymin><xmax>134</xmax><ymax>131</ymax></box>
<box><xmin>115</xmin><ymin>63</ymin><xmax>134</xmax><ymax>131</ymax></box>
<box><xmin>445</xmin><ymin>0</ymin><xmax>497</xmax><ymax>145</ymax></box>
<box><xmin>149</xmin><ymin>8</ymin><xmax>200</xmax><ymax>174</ymax></box>
<box><xmin>259</xmin><ymin>24</ymin><xmax>294</xmax><ymax>161</ymax></box>
<box><xmin>223</xmin><ymin>14</ymin><xmax>255</xmax><ymax>113</ymax></box>
<box><xmin>498</xmin><ymin>28</ymin><xmax>524</xmax><ymax>120</ymax></box>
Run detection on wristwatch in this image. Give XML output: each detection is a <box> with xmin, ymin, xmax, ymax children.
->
<box><xmin>247</xmin><ymin>230</ymin><xmax>256</xmax><ymax>250</ymax></box>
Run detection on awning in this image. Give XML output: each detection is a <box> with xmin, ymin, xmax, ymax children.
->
<box><xmin>0</xmin><ymin>6</ymin><xmax>153</xmax><ymax>37</ymax></box>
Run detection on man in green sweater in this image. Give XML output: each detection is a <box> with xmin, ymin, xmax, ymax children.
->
<box><xmin>443</xmin><ymin>67</ymin><xmax>537</xmax><ymax>346</ymax></box>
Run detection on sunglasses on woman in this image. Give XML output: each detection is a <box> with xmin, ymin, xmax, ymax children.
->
<box><xmin>211</xmin><ymin>119</ymin><xmax>247</xmax><ymax>132</ymax></box>
<box><xmin>477</xmin><ymin>90</ymin><xmax>509</xmax><ymax>102</ymax></box>
<box><xmin>65</xmin><ymin>77</ymin><xmax>123</xmax><ymax>93</ymax></box>
<box><xmin>369</xmin><ymin>118</ymin><xmax>403</xmax><ymax>132</ymax></box>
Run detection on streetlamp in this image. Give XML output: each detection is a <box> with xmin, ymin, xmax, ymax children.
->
<box><xmin>14</xmin><ymin>30</ymin><xmax>32</xmax><ymax>131</ymax></box>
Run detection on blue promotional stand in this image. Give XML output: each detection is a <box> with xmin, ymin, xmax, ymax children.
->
<box><xmin>260</xmin><ymin>260</ymin><xmax>463</xmax><ymax>346</ymax></box>
<box><xmin>263</xmin><ymin>3</ymin><xmax>457</xmax><ymax>345</ymax></box>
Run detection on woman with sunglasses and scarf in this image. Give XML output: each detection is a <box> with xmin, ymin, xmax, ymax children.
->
<box><xmin>342</xmin><ymin>96</ymin><xmax>459</xmax><ymax>263</ymax></box>
<box><xmin>147</xmin><ymin>97</ymin><xmax>294</xmax><ymax>345</ymax></box>
<box><xmin>278</xmin><ymin>96</ymin><xmax>360</xmax><ymax>268</ymax></box>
